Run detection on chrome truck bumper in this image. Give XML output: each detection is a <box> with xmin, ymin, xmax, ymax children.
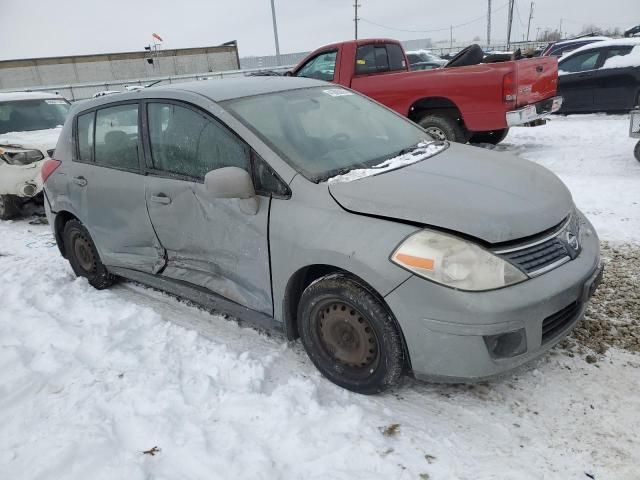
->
<box><xmin>506</xmin><ymin>96</ymin><xmax>563</xmax><ymax>127</ymax></box>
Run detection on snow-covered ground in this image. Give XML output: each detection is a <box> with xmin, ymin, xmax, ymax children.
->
<box><xmin>1</xmin><ymin>114</ymin><xmax>639</xmax><ymax>480</ymax></box>
<box><xmin>498</xmin><ymin>114</ymin><xmax>640</xmax><ymax>243</ymax></box>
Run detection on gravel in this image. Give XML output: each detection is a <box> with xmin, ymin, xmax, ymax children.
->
<box><xmin>559</xmin><ymin>242</ymin><xmax>640</xmax><ymax>359</ymax></box>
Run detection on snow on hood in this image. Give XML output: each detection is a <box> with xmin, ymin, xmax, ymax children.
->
<box><xmin>326</xmin><ymin>141</ymin><xmax>448</xmax><ymax>184</ymax></box>
<box><xmin>0</xmin><ymin>127</ymin><xmax>62</xmax><ymax>157</ymax></box>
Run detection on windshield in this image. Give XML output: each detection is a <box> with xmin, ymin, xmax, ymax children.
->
<box><xmin>223</xmin><ymin>87</ymin><xmax>440</xmax><ymax>182</ymax></box>
<box><xmin>0</xmin><ymin>99</ymin><xmax>70</xmax><ymax>134</ymax></box>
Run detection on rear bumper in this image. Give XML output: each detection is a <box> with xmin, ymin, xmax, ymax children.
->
<box><xmin>0</xmin><ymin>160</ymin><xmax>44</xmax><ymax>197</ymax></box>
<box><xmin>506</xmin><ymin>96</ymin><xmax>563</xmax><ymax>127</ymax></box>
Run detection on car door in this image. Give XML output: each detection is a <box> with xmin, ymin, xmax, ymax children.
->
<box><xmin>68</xmin><ymin>103</ymin><xmax>165</xmax><ymax>273</ymax></box>
<box><xmin>592</xmin><ymin>46</ymin><xmax>636</xmax><ymax>111</ymax></box>
<box><xmin>350</xmin><ymin>43</ymin><xmax>408</xmax><ymax>111</ymax></box>
<box><xmin>558</xmin><ymin>49</ymin><xmax>604</xmax><ymax>112</ymax></box>
<box><xmin>142</xmin><ymin>100</ymin><xmax>273</xmax><ymax>315</ymax></box>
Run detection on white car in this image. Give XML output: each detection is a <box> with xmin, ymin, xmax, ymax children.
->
<box><xmin>0</xmin><ymin>91</ymin><xmax>70</xmax><ymax>219</ymax></box>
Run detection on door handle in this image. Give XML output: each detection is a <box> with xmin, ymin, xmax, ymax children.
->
<box><xmin>577</xmin><ymin>72</ymin><xmax>594</xmax><ymax>78</ymax></box>
<box><xmin>536</xmin><ymin>65</ymin><xmax>544</xmax><ymax>73</ymax></box>
<box><xmin>72</xmin><ymin>176</ymin><xmax>87</xmax><ymax>187</ymax></box>
<box><xmin>150</xmin><ymin>194</ymin><xmax>171</xmax><ymax>205</ymax></box>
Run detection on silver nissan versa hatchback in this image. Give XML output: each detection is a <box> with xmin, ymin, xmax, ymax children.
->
<box><xmin>43</xmin><ymin>77</ymin><xmax>602</xmax><ymax>394</ymax></box>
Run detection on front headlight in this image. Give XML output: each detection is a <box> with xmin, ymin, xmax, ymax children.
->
<box><xmin>0</xmin><ymin>148</ymin><xmax>44</xmax><ymax>165</ymax></box>
<box><xmin>391</xmin><ymin>230</ymin><xmax>528</xmax><ymax>291</ymax></box>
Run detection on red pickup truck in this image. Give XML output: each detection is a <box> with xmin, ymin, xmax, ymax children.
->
<box><xmin>290</xmin><ymin>39</ymin><xmax>562</xmax><ymax>144</ymax></box>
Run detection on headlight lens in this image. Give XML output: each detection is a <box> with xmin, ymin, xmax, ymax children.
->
<box><xmin>0</xmin><ymin>149</ymin><xmax>44</xmax><ymax>165</ymax></box>
<box><xmin>391</xmin><ymin>230</ymin><xmax>528</xmax><ymax>291</ymax></box>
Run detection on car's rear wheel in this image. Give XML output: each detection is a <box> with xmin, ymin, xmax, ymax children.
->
<box><xmin>297</xmin><ymin>273</ymin><xmax>404</xmax><ymax>394</ymax></box>
<box><xmin>0</xmin><ymin>194</ymin><xmax>22</xmax><ymax>220</ymax></box>
<box><xmin>470</xmin><ymin>128</ymin><xmax>510</xmax><ymax>145</ymax></box>
<box><xmin>62</xmin><ymin>219</ymin><xmax>115</xmax><ymax>289</ymax></box>
<box><xmin>635</xmin><ymin>141</ymin><xmax>640</xmax><ymax>163</ymax></box>
<box><xmin>418</xmin><ymin>114</ymin><xmax>467</xmax><ymax>143</ymax></box>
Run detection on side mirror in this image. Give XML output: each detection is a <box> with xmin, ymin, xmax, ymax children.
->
<box><xmin>204</xmin><ymin>167</ymin><xmax>258</xmax><ymax>214</ymax></box>
<box><xmin>285</xmin><ymin>70</ymin><xmax>293</xmax><ymax>77</ymax></box>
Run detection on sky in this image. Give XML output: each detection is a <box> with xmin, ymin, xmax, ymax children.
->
<box><xmin>0</xmin><ymin>0</ymin><xmax>637</xmax><ymax>61</ymax></box>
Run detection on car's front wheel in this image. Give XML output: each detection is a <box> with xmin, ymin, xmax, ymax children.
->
<box><xmin>297</xmin><ymin>273</ymin><xmax>404</xmax><ymax>394</ymax></box>
<box><xmin>62</xmin><ymin>219</ymin><xmax>115</xmax><ymax>289</ymax></box>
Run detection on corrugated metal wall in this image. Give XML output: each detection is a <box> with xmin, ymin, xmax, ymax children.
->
<box><xmin>0</xmin><ymin>46</ymin><xmax>239</xmax><ymax>90</ymax></box>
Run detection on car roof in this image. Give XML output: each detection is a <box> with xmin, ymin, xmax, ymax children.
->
<box><xmin>560</xmin><ymin>38</ymin><xmax>640</xmax><ymax>62</ymax></box>
<box><xmin>0</xmin><ymin>91</ymin><xmax>66</xmax><ymax>102</ymax></box>
<box><xmin>553</xmin><ymin>36</ymin><xmax>610</xmax><ymax>46</ymax></box>
<box><xmin>75</xmin><ymin>76</ymin><xmax>329</xmax><ymax>111</ymax></box>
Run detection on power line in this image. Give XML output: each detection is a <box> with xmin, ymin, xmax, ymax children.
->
<box><xmin>359</xmin><ymin>2</ymin><xmax>509</xmax><ymax>35</ymax></box>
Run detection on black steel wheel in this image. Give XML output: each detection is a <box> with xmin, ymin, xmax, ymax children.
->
<box><xmin>298</xmin><ymin>273</ymin><xmax>404</xmax><ymax>394</ymax></box>
<box><xmin>62</xmin><ymin>219</ymin><xmax>115</xmax><ymax>289</ymax></box>
<box><xmin>0</xmin><ymin>194</ymin><xmax>22</xmax><ymax>220</ymax></box>
<box><xmin>418</xmin><ymin>114</ymin><xmax>467</xmax><ymax>143</ymax></box>
<box><xmin>635</xmin><ymin>140</ymin><xmax>640</xmax><ymax>163</ymax></box>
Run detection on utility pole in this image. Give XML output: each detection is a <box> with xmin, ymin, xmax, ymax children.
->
<box><xmin>270</xmin><ymin>0</ymin><xmax>281</xmax><ymax>66</ymax></box>
<box><xmin>487</xmin><ymin>0</ymin><xmax>492</xmax><ymax>46</ymax></box>
<box><xmin>559</xmin><ymin>18</ymin><xmax>563</xmax><ymax>40</ymax></box>
<box><xmin>506</xmin><ymin>0</ymin><xmax>515</xmax><ymax>49</ymax></box>
<box><xmin>526</xmin><ymin>1</ymin><xmax>534</xmax><ymax>42</ymax></box>
<box><xmin>354</xmin><ymin>1</ymin><xmax>361</xmax><ymax>40</ymax></box>
<box><xmin>536</xmin><ymin>27</ymin><xmax>541</xmax><ymax>41</ymax></box>
<box><xmin>450</xmin><ymin>25</ymin><xmax>453</xmax><ymax>49</ymax></box>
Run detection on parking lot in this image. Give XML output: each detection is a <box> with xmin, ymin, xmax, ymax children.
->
<box><xmin>1</xmin><ymin>113</ymin><xmax>638</xmax><ymax>480</ymax></box>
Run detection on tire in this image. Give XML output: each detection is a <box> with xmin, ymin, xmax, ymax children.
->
<box><xmin>62</xmin><ymin>219</ymin><xmax>115</xmax><ymax>289</ymax></box>
<box><xmin>635</xmin><ymin>141</ymin><xmax>640</xmax><ymax>163</ymax></box>
<box><xmin>470</xmin><ymin>128</ymin><xmax>510</xmax><ymax>145</ymax></box>
<box><xmin>418</xmin><ymin>114</ymin><xmax>467</xmax><ymax>143</ymax></box>
<box><xmin>0</xmin><ymin>195</ymin><xmax>22</xmax><ymax>220</ymax></box>
<box><xmin>297</xmin><ymin>273</ymin><xmax>404</xmax><ymax>394</ymax></box>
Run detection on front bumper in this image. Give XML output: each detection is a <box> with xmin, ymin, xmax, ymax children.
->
<box><xmin>385</xmin><ymin>215</ymin><xmax>601</xmax><ymax>382</ymax></box>
<box><xmin>506</xmin><ymin>96</ymin><xmax>563</xmax><ymax>127</ymax></box>
<box><xmin>0</xmin><ymin>160</ymin><xmax>44</xmax><ymax>197</ymax></box>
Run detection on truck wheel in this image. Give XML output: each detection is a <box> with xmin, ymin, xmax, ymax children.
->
<box><xmin>297</xmin><ymin>273</ymin><xmax>404</xmax><ymax>394</ymax></box>
<box><xmin>62</xmin><ymin>219</ymin><xmax>116</xmax><ymax>290</ymax></box>
<box><xmin>0</xmin><ymin>195</ymin><xmax>22</xmax><ymax>220</ymax></box>
<box><xmin>470</xmin><ymin>128</ymin><xmax>510</xmax><ymax>145</ymax></box>
<box><xmin>418</xmin><ymin>114</ymin><xmax>467</xmax><ymax>143</ymax></box>
<box><xmin>635</xmin><ymin>141</ymin><xmax>640</xmax><ymax>163</ymax></box>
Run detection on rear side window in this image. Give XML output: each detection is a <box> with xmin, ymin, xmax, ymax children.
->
<box><xmin>147</xmin><ymin>102</ymin><xmax>250</xmax><ymax>179</ymax></box>
<box><xmin>76</xmin><ymin>112</ymin><xmax>95</xmax><ymax>162</ymax></box>
<box><xmin>386</xmin><ymin>44</ymin><xmax>406</xmax><ymax>71</ymax></box>
<box><xmin>355</xmin><ymin>44</ymin><xmax>405</xmax><ymax>74</ymax></box>
<box><xmin>94</xmin><ymin>104</ymin><xmax>140</xmax><ymax>170</ymax></box>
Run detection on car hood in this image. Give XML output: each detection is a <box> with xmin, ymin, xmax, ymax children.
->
<box><xmin>328</xmin><ymin>143</ymin><xmax>573</xmax><ymax>244</ymax></box>
<box><xmin>0</xmin><ymin>127</ymin><xmax>62</xmax><ymax>157</ymax></box>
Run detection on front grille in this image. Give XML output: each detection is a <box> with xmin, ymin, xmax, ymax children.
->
<box><xmin>500</xmin><ymin>238</ymin><xmax>570</xmax><ymax>275</ymax></box>
<box><xmin>542</xmin><ymin>301</ymin><xmax>582</xmax><ymax>343</ymax></box>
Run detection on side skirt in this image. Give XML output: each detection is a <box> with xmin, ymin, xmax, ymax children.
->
<box><xmin>108</xmin><ymin>266</ymin><xmax>283</xmax><ymax>336</ymax></box>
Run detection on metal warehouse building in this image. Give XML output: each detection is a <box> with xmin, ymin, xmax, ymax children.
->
<box><xmin>0</xmin><ymin>44</ymin><xmax>240</xmax><ymax>100</ymax></box>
